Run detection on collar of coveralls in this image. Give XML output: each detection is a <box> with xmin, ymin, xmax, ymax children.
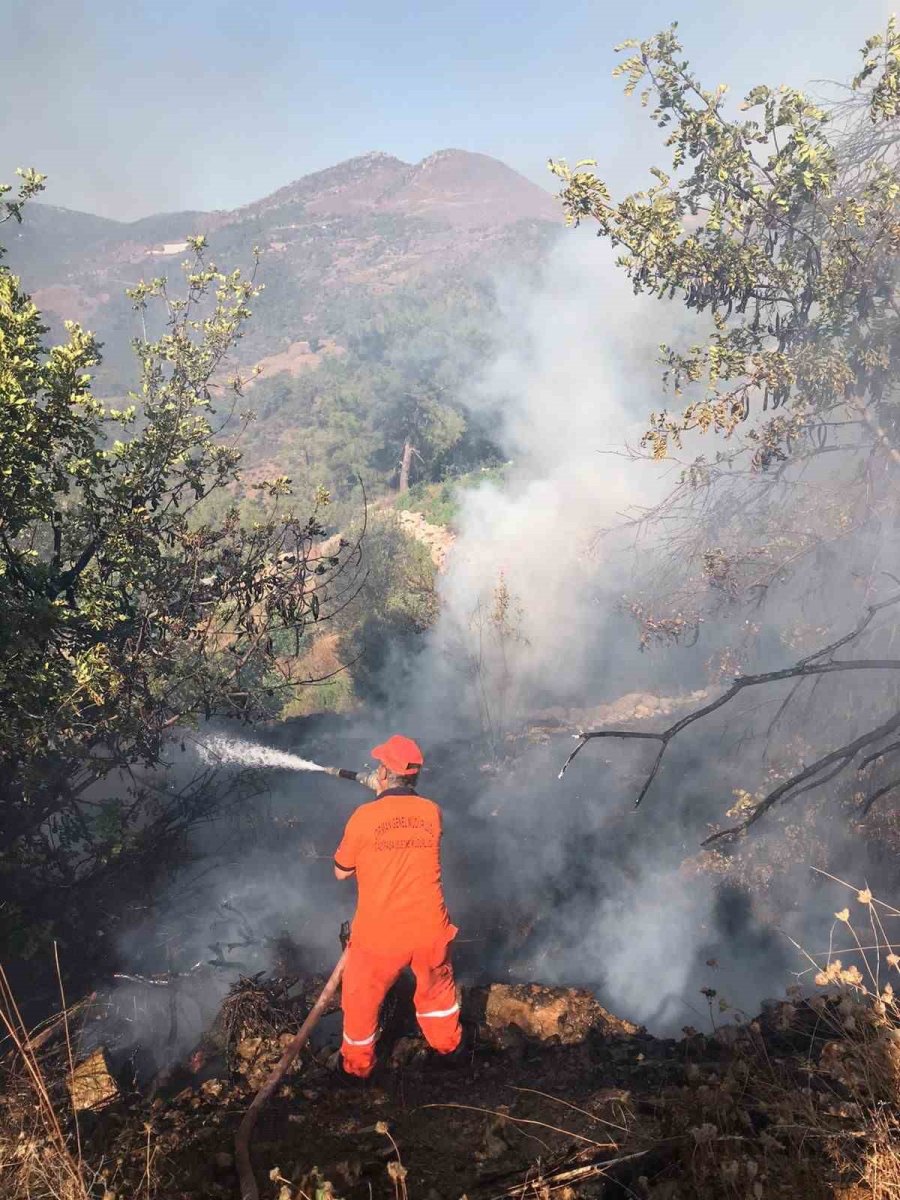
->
<box><xmin>374</xmin><ymin>785</ymin><xmax>419</xmax><ymax>800</ymax></box>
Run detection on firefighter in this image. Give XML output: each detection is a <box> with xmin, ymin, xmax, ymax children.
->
<box><xmin>333</xmin><ymin>734</ymin><xmax>462</xmax><ymax>1078</ymax></box>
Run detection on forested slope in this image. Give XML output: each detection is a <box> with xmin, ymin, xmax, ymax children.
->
<box><xmin>5</xmin><ymin>150</ymin><xmax>561</xmax><ymax>507</ymax></box>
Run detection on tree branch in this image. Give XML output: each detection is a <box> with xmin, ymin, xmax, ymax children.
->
<box><xmin>47</xmin><ymin>532</ymin><xmax>105</xmax><ymax>600</ymax></box>
<box><xmin>704</xmin><ymin>707</ymin><xmax>900</xmax><ymax>844</ymax></box>
<box><xmin>860</xmin><ymin>774</ymin><xmax>900</xmax><ymax>816</ymax></box>
<box><xmin>559</xmin><ymin>592</ymin><xmax>900</xmax><ymax>825</ymax></box>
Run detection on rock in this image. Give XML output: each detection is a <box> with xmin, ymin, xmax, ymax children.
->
<box><xmin>493</xmin><ymin>1023</ymin><xmax>528</xmax><ymax>1060</ymax></box>
<box><xmin>476</xmin><ymin>983</ymin><xmax>640</xmax><ymax>1045</ymax></box>
<box><xmin>325</xmin><ymin>1049</ymin><xmax>342</xmax><ymax>1071</ymax></box>
<box><xmin>474</xmin><ymin>1105</ymin><xmax>514</xmax><ymax>1164</ymax></box>
<box><xmin>396</xmin><ymin>509</ymin><xmax>455</xmax><ymax>570</ymax></box>
<box><xmin>68</xmin><ymin>1048</ymin><xmax>118</xmax><ymax>1112</ymax></box>
<box><xmin>389</xmin><ymin>1035</ymin><xmax>427</xmax><ymax>1067</ymax></box>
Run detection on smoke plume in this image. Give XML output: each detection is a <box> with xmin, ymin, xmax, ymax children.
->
<box><xmin>105</xmin><ymin>230</ymin><xmax>883</xmax><ymax>1068</ymax></box>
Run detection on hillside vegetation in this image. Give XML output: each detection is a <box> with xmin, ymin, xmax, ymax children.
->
<box><xmin>5</xmin><ymin>150</ymin><xmax>559</xmax><ymax>511</ymax></box>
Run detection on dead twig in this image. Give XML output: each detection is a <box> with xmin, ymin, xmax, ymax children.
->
<box><xmin>420</xmin><ymin>1102</ymin><xmax>618</xmax><ymax>1150</ymax></box>
<box><xmin>506</xmin><ymin>1085</ymin><xmax>630</xmax><ymax>1135</ymax></box>
<box><xmin>486</xmin><ymin>1149</ymin><xmax>651</xmax><ymax>1199</ymax></box>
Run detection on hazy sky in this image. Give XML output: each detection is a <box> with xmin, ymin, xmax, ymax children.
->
<box><xmin>2</xmin><ymin>0</ymin><xmax>894</xmax><ymax>221</ymax></box>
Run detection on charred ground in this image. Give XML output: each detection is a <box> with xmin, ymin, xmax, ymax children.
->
<box><xmin>6</xmin><ymin>959</ymin><xmax>900</xmax><ymax>1200</ymax></box>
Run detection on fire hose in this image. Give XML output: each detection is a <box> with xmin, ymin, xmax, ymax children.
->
<box><xmin>235</xmin><ymin>765</ymin><xmax>374</xmax><ymax>1198</ymax></box>
<box><xmin>235</xmin><ymin>948</ymin><xmax>348</xmax><ymax>1200</ymax></box>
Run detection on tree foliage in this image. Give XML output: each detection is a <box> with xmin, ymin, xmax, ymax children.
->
<box><xmin>242</xmin><ymin>284</ymin><xmax>502</xmax><ymax>517</ymax></box>
<box><xmin>552</xmin><ymin>22</ymin><xmax>900</xmax><ymax>462</ymax></box>
<box><xmin>0</xmin><ymin>175</ymin><xmax>360</xmax><ymax>950</ymax></box>
<box><xmin>553</xmin><ymin>22</ymin><xmax>900</xmax><ymax>839</ymax></box>
<box><xmin>330</xmin><ymin>513</ymin><xmax>438</xmax><ymax>704</ymax></box>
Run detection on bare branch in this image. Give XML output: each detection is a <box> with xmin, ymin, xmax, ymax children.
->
<box><xmin>860</xmin><ymin>774</ymin><xmax>900</xmax><ymax>815</ymax></box>
<box><xmin>704</xmin><ymin>707</ymin><xmax>900</xmax><ymax>844</ymax></box>
<box><xmin>560</xmin><ymin>592</ymin><xmax>900</xmax><ymax>829</ymax></box>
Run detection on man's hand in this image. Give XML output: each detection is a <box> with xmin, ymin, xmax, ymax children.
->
<box><xmin>334</xmin><ymin>864</ymin><xmax>354</xmax><ymax>881</ymax></box>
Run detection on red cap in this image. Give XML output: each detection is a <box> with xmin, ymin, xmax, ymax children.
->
<box><xmin>371</xmin><ymin>734</ymin><xmax>424</xmax><ymax>775</ymax></box>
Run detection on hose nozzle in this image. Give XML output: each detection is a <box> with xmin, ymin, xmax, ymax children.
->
<box><xmin>323</xmin><ymin>766</ymin><xmax>379</xmax><ymax>791</ymax></box>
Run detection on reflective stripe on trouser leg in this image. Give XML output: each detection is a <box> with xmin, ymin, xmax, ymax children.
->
<box><xmin>416</xmin><ymin>1003</ymin><xmax>460</xmax><ymax>1019</ymax></box>
<box><xmin>411</xmin><ymin>940</ymin><xmax>462</xmax><ymax>1055</ymax></box>
<box><xmin>340</xmin><ymin>943</ymin><xmax>406</xmax><ymax>1077</ymax></box>
<box><xmin>343</xmin><ymin>1029</ymin><xmax>378</xmax><ymax>1046</ymax></box>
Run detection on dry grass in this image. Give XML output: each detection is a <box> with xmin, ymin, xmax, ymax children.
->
<box><xmin>0</xmin><ymin>958</ymin><xmax>152</xmax><ymax>1200</ymax></box>
<box><xmin>478</xmin><ymin>878</ymin><xmax>900</xmax><ymax>1200</ymax></box>
<box><xmin>6</xmin><ymin>884</ymin><xmax>900</xmax><ymax>1200</ymax></box>
<box><xmin>0</xmin><ymin>961</ymin><xmax>93</xmax><ymax>1200</ymax></box>
<box><xmin>652</xmin><ymin>875</ymin><xmax>900</xmax><ymax>1200</ymax></box>
<box><xmin>785</xmin><ymin>875</ymin><xmax>900</xmax><ymax>1198</ymax></box>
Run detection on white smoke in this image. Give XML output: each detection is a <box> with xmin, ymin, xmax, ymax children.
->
<box><xmin>426</xmin><ymin>232</ymin><xmax>693</xmax><ymax>721</ymax></box>
<box><xmin>110</xmin><ymin>230</ymin><xmax>842</xmax><ymax>1049</ymax></box>
<box><xmin>409</xmin><ymin>234</ymin><xmax>810</xmax><ymax>1031</ymax></box>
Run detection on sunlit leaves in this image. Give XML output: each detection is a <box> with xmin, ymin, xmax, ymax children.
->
<box><xmin>552</xmin><ymin>21</ymin><xmax>900</xmax><ymax>461</ymax></box>
<box><xmin>0</xmin><ymin>168</ymin><xmax>47</xmax><ymax>232</ymax></box>
<box><xmin>0</xmin><ymin>194</ymin><xmax>359</xmax><ymax>907</ymax></box>
<box><xmin>854</xmin><ymin>16</ymin><xmax>900</xmax><ymax>123</ymax></box>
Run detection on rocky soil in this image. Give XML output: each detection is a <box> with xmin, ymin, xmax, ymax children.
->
<box><xmin>4</xmin><ymin>968</ymin><xmax>899</xmax><ymax>1200</ymax></box>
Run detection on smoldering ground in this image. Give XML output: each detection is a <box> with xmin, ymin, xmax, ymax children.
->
<box><xmin>101</xmin><ymin>708</ymin><xmax>868</xmax><ymax>1075</ymax></box>
<box><xmin>101</xmin><ymin>234</ymin><xmax>899</xmax><ymax>1069</ymax></box>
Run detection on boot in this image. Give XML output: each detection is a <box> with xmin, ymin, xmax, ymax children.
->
<box><xmin>426</xmin><ymin>1022</ymin><xmax>475</xmax><ymax>1071</ymax></box>
<box><xmin>328</xmin><ymin>1056</ymin><xmax>382</xmax><ymax>1088</ymax></box>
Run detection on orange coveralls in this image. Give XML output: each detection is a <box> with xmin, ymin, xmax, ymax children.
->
<box><xmin>334</xmin><ymin>785</ymin><xmax>461</xmax><ymax>1076</ymax></box>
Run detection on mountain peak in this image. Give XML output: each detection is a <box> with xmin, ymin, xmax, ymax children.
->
<box><xmin>392</xmin><ymin>148</ymin><xmax>559</xmax><ymax>228</ymax></box>
<box><xmin>416</xmin><ymin>148</ymin><xmax>486</xmax><ymax>167</ymax></box>
<box><xmin>358</xmin><ymin>150</ymin><xmax>404</xmax><ymax>162</ymax></box>
<box><xmin>12</xmin><ymin>147</ymin><xmax>562</xmax><ymax>341</ymax></box>
<box><xmin>239</xmin><ymin>147</ymin><xmax>559</xmax><ymax>230</ymax></box>
<box><xmin>234</xmin><ymin>152</ymin><xmax>411</xmax><ymax>221</ymax></box>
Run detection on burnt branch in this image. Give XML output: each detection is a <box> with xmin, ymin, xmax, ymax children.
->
<box><xmin>857</xmin><ymin>739</ymin><xmax>900</xmax><ymax>772</ymax></box>
<box><xmin>704</xmin><ymin>707</ymin><xmax>900</xmax><ymax>844</ymax></box>
<box><xmin>559</xmin><ymin>591</ymin><xmax>900</xmax><ymax>832</ymax></box>
<box><xmin>859</xmin><ymin>774</ymin><xmax>900</xmax><ymax>816</ymax></box>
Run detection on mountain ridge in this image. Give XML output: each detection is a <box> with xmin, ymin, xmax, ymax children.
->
<box><xmin>6</xmin><ymin>147</ymin><xmax>562</xmax><ymax>397</ymax></box>
<box><xmin>17</xmin><ymin>148</ymin><xmax>557</xmax><ymax>237</ymax></box>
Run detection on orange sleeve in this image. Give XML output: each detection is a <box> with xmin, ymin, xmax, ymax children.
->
<box><xmin>334</xmin><ymin>809</ymin><xmax>363</xmax><ymax>873</ymax></box>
